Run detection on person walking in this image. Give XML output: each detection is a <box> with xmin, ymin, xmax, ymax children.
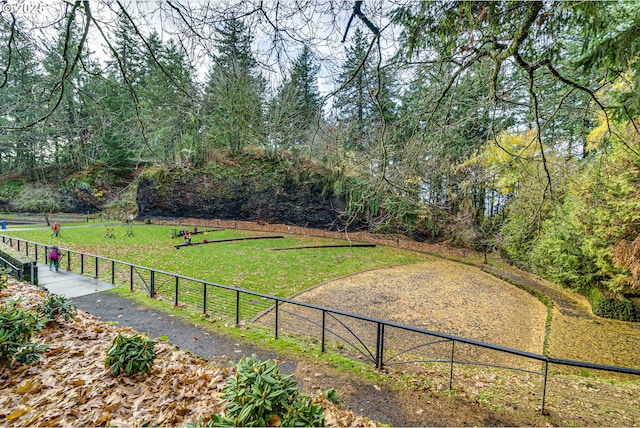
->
<box><xmin>52</xmin><ymin>222</ymin><xmax>60</xmax><ymax>237</ymax></box>
<box><xmin>48</xmin><ymin>246</ymin><xmax>60</xmax><ymax>272</ymax></box>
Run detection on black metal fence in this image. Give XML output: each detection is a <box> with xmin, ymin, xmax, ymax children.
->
<box><xmin>2</xmin><ymin>234</ymin><xmax>640</xmax><ymax>416</ymax></box>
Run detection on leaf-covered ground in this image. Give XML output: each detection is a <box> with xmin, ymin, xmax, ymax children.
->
<box><xmin>0</xmin><ymin>279</ymin><xmax>375</xmax><ymax>427</ymax></box>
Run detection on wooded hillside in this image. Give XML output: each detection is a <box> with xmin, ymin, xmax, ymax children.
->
<box><xmin>1</xmin><ymin>1</ymin><xmax>639</xmax><ymax>317</ymax></box>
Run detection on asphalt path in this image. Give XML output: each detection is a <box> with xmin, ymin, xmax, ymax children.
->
<box><xmin>37</xmin><ymin>263</ymin><xmax>286</xmax><ymax>369</ymax></box>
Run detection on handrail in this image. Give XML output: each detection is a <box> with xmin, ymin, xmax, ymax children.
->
<box><xmin>3</xmin><ymin>234</ymin><xmax>638</xmax><ymax>370</ymax></box>
<box><xmin>0</xmin><ymin>254</ymin><xmax>20</xmax><ymax>272</ymax></box>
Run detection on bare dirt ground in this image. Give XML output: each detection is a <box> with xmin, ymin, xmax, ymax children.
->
<box><xmin>265</xmin><ymin>257</ymin><xmax>640</xmax><ymax>427</ymax></box>
<box><xmin>258</xmin><ymin>259</ymin><xmax>548</xmax><ymax>372</ymax></box>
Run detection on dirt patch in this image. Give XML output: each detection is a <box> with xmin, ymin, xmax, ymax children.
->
<box><xmin>483</xmin><ymin>265</ymin><xmax>640</xmax><ymax>369</ymax></box>
<box><xmin>258</xmin><ymin>260</ymin><xmax>547</xmax><ymax>370</ymax></box>
<box><xmin>483</xmin><ymin>266</ymin><xmax>588</xmax><ymax>319</ymax></box>
<box><xmin>253</xmin><ymin>256</ymin><xmax>640</xmax><ymax>426</ymax></box>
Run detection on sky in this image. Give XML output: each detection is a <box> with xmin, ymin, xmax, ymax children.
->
<box><xmin>2</xmin><ymin>0</ymin><xmax>404</xmax><ymax>102</ymax></box>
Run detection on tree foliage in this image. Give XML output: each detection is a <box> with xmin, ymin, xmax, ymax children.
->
<box><xmin>203</xmin><ymin>18</ymin><xmax>265</xmax><ymax>156</ymax></box>
<box><xmin>1</xmin><ymin>0</ymin><xmax>640</xmax><ymax>302</ymax></box>
<box><xmin>266</xmin><ymin>45</ymin><xmax>321</xmax><ymax>154</ymax></box>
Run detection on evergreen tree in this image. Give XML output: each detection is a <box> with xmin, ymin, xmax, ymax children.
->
<box><xmin>140</xmin><ymin>36</ymin><xmax>200</xmax><ymax>166</ymax></box>
<box><xmin>39</xmin><ymin>23</ymin><xmax>96</xmax><ymax>174</ymax></box>
<box><xmin>88</xmin><ymin>75</ymin><xmax>135</xmax><ymax>175</ymax></box>
<box><xmin>202</xmin><ymin>18</ymin><xmax>265</xmax><ymax>156</ymax></box>
<box><xmin>333</xmin><ymin>28</ymin><xmax>395</xmax><ymax>153</ymax></box>
<box><xmin>0</xmin><ymin>17</ymin><xmax>44</xmax><ymax>177</ymax></box>
<box><xmin>266</xmin><ymin>46</ymin><xmax>321</xmax><ymax>152</ymax></box>
<box><xmin>109</xmin><ymin>12</ymin><xmax>147</xmax><ymax>89</ymax></box>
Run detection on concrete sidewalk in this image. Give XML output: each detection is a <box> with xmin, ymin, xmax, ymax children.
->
<box><xmin>37</xmin><ymin>263</ymin><xmax>116</xmax><ymax>298</ymax></box>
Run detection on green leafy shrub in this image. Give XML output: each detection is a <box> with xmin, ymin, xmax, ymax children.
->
<box><xmin>105</xmin><ymin>333</ymin><xmax>157</xmax><ymax>377</ymax></box>
<box><xmin>12</xmin><ymin>186</ymin><xmax>62</xmax><ymax>213</ymax></box>
<box><xmin>584</xmin><ymin>286</ymin><xmax>637</xmax><ymax>322</ymax></box>
<box><xmin>0</xmin><ymin>299</ymin><xmax>49</xmax><ymax>367</ymax></box>
<box><xmin>39</xmin><ymin>293</ymin><xmax>77</xmax><ymax>324</ymax></box>
<box><xmin>203</xmin><ymin>355</ymin><xmax>325</xmax><ymax>427</ymax></box>
<box><xmin>0</xmin><ymin>180</ymin><xmax>21</xmax><ymax>201</ymax></box>
<box><xmin>324</xmin><ymin>388</ymin><xmax>342</xmax><ymax>405</ymax></box>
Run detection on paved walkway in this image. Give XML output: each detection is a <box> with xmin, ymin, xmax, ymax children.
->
<box><xmin>37</xmin><ymin>263</ymin><xmax>116</xmax><ymax>297</ymax></box>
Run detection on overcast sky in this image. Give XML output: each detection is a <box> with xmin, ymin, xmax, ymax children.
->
<box><xmin>3</xmin><ymin>0</ymin><xmax>405</xmax><ymax>101</ymax></box>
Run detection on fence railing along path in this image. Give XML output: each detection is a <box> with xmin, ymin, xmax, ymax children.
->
<box><xmin>2</xmin><ymin>234</ymin><xmax>639</xmax><ymax>415</ymax></box>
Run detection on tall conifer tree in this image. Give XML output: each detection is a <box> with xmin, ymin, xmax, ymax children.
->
<box><xmin>202</xmin><ymin>18</ymin><xmax>265</xmax><ymax>156</ymax></box>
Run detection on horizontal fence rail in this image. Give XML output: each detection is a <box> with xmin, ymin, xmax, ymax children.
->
<box><xmin>0</xmin><ymin>255</ymin><xmax>21</xmax><ymax>280</ymax></box>
<box><xmin>2</xmin><ymin>234</ymin><xmax>639</xmax><ymax>415</ymax></box>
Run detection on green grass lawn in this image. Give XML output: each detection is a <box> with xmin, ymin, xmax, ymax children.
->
<box><xmin>4</xmin><ymin>223</ymin><xmax>427</xmax><ymax>300</ymax></box>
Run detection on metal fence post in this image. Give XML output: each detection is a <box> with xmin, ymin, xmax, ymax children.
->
<box><xmin>130</xmin><ymin>265</ymin><xmax>134</xmax><ymax>291</ymax></box>
<box><xmin>236</xmin><ymin>290</ymin><xmax>240</xmax><ymax>325</ymax></box>
<box><xmin>376</xmin><ymin>322</ymin><xmax>385</xmax><ymax>369</ymax></box>
<box><xmin>321</xmin><ymin>310</ymin><xmax>326</xmax><ymax>353</ymax></box>
<box><xmin>449</xmin><ymin>340</ymin><xmax>456</xmax><ymax>390</ymax></box>
<box><xmin>174</xmin><ymin>277</ymin><xmax>179</xmax><ymax>306</ymax></box>
<box><xmin>203</xmin><ymin>283</ymin><xmax>207</xmax><ymax>313</ymax></box>
<box><xmin>541</xmin><ymin>359</ymin><xmax>549</xmax><ymax>414</ymax></box>
<box><xmin>275</xmin><ymin>300</ymin><xmax>279</xmax><ymax>339</ymax></box>
<box><xmin>150</xmin><ymin>270</ymin><xmax>155</xmax><ymax>298</ymax></box>
<box><xmin>80</xmin><ymin>253</ymin><xmax>84</xmax><ymax>274</ymax></box>
<box><xmin>111</xmin><ymin>261</ymin><xmax>115</xmax><ymax>284</ymax></box>
<box><xmin>94</xmin><ymin>257</ymin><xmax>99</xmax><ymax>279</ymax></box>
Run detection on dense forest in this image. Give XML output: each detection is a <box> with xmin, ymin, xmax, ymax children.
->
<box><xmin>1</xmin><ymin>1</ymin><xmax>639</xmax><ymax>318</ymax></box>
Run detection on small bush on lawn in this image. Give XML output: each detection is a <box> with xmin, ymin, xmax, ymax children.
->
<box><xmin>195</xmin><ymin>354</ymin><xmax>325</xmax><ymax>427</ymax></box>
<box><xmin>0</xmin><ymin>299</ymin><xmax>49</xmax><ymax>367</ymax></box>
<box><xmin>105</xmin><ymin>333</ymin><xmax>157</xmax><ymax>377</ymax></box>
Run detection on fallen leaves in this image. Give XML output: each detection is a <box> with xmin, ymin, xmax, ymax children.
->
<box><xmin>0</xmin><ymin>279</ymin><xmax>376</xmax><ymax>427</ymax></box>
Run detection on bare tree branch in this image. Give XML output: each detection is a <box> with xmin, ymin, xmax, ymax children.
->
<box><xmin>0</xmin><ymin>13</ymin><xmax>16</xmax><ymax>89</ymax></box>
<box><xmin>4</xmin><ymin>0</ymin><xmax>91</xmax><ymax>131</ymax></box>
